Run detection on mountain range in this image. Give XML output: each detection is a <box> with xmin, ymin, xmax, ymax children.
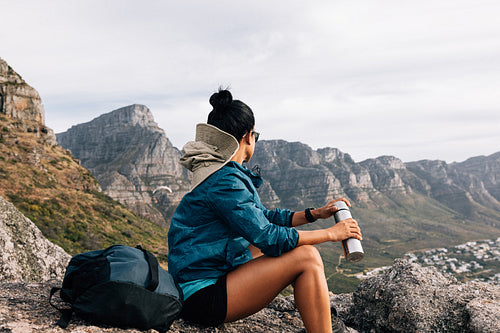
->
<box><xmin>55</xmin><ymin>103</ymin><xmax>500</xmax><ymax>291</ymax></box>
<box><xmin>2</xmin><ymin>56</ymin><xmax>499</xmax><ymax>292</ymax></box>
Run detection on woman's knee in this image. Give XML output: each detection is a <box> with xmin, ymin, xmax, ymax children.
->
<box><xmin>293</xmin><ymin>245</ymin><xmax>324</xmax><ymax>269</ymax></box>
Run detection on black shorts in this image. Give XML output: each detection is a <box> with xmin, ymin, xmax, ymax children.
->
<box><xmin>180</xmin><ymin>275</ymin><xmax>228</xmax><ymax>326</ymax></box>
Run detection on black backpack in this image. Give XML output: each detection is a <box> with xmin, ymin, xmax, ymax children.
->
<box><xmin>50</xmin><ymin>244</ymin><xmax>183</xmax><ymax>332</ymax></box>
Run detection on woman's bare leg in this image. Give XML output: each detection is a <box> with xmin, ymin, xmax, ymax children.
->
<box><xmin>225</xmin><ymin>245</ymin><xmax>332</xmax><ymax>333</ymax></box>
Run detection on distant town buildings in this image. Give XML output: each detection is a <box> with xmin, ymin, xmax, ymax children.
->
<box><xmin>358</xmin><ymin>238</ymin><xmax>500</xmax><ymax>284</ymax></box>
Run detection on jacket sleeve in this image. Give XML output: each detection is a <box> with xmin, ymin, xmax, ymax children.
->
<box><xmin>262</xmin><ymin>207</ymin><xmax>294</xmax><ymax>227</ymax></box>
<box><xmin>207</xmin><ymin>173</ymin><xmax>298</xmax><ymax>257</ymax></box>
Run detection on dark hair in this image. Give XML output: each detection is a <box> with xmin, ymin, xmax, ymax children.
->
<box><xmin>207</xmin><ymin>89</ymin><xmax>255</xmax><ymax>142</ymax></box>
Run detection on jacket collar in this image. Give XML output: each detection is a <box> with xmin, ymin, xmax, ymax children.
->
<box><xmin>180</xmin><ymin>124</ymin><xmax>239</xmax><ymax>190</ymax></box>
<box><xmin>226</xmin><ymin>161</ymin><xmax>263</xmax><ymax>188</ymax></box>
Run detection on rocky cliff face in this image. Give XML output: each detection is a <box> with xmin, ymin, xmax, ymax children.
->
<box><xmin>54</xmin><ymin>105</ymin><xmax>500</xmax><ymax>232</ymax></box>
<box><xmin>56</xmin><ymin>105</ymin><xmax>190</xmax><ymax>226</ymax></box>
<box><xmin>407</xmin><ymin>153</ymin><xmax>500</xmax><ymax>224</ymax></box>
<box><xmin>248</xmin><ymin>140</ymin><xmax>500</xmax><ymax>217</ymax></box>
<box><xmin>0</xmin><ymin>58</ymin><xmax>56</xmax><ymax>145</ymax></box>
<box><xmin>0</xmin><ymin>195</ymin><xmax>69</xmax><ymax>282</ymax></box>
<box><xmin>246</xmin><ymin>141</ymin><xmax>420</xmax><ymax>209</ymax></box>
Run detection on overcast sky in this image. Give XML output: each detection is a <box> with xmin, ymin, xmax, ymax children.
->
<box><xmin>1</xmin><ymin>0</ymin><xmax>499</xmax><ymax>163</ymax></box>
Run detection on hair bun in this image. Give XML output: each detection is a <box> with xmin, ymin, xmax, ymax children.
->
<box><xmin>209</xmin><ymin>89</ymin><xmax>233</xmax><ymax>111</ymax></box>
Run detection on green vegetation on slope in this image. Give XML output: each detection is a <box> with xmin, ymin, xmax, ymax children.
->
<box><xmin>0</xmin><ymin>115</ymin><xmax>169</xmax><ymax>262</ymax></box>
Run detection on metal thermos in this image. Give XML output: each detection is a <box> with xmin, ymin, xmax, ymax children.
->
<box><xmin>333</xmin><ymin>201</ymin><xmax>364</xmax><ymax>262</ymax></box>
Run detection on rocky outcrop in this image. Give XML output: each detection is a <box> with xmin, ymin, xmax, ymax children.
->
<box><xmin>0</xmin><ymin>195</ymin><xmax>70</xmax><ymax>282</ymax></box>
<box><xmin>348</xmin><ymin>259</ymin><xmax>499</xmax><ymax>332</ymax></box>
<box><xmin>0</xmin><ymin>57</ymin><xmax>56</xmax><ymax>145</ymax></box>
<box><xmin>56</xmin><ymin>105</ymin><xmax>190</xmax><ymax>226</ymax></box>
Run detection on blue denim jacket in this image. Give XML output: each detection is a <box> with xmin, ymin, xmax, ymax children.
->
<box><xmin>167</xmin><ymin>162</ymin><xmax>299</xmax><ymax>283</ymax></box>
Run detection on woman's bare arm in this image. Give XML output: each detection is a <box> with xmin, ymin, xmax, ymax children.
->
<box><xmin>296</xmin><ymin>218</ymin><xmax>362</xmax><ymax>246</ymax></box>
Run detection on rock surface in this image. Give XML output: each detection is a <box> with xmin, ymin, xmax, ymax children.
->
<box><xmin>348</xmin><ymin>258</ymin><xmax>500</xmax><ymax>332</ymax></box>
<box><xmin>0</xmin><ymin>195</ymin><xmax>70</xmax><ymax>282</ymax></box>
<box><xmin>1</xmin><ymin>245</ymin><xmax>498</xmax><ymax>332</ymax></box>
<box><xmin>0</xmin><ymin>281</ymin><xmax>359</xmax><ymax>333</ymax></box>
<box><xmin>56</xmin><ymin>104</ymin><xmax>190</xmax><ymax>226</ymax></box>
<box><xmin>0</xmin><ymin>57</ymin><xmax>56</xmax><ymax>145</ymax></box>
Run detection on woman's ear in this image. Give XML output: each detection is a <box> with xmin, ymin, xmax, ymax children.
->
<box><xmin>244</xmin><ymin>132</ymin><xmax>252</xmax><ymax>145</ymax></box>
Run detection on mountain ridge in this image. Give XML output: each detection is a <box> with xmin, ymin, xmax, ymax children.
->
<box><xmin>243</xmin><ymin>139</ymin><xmax>499</xmax><ymax>290</ymax></box>
<box><xmin>55</xmin><ymin>104</ymin><xmax>500</xmax><ymax>292</ymax></box>
<box><xmin>2</xmin><ymin>55</ymin><xmax>498</xmax><ymax>292</ymax></box>
<box><xmin>57</xmin><ymin>104</ymin><xmax>191</xmax><ymax>226</ymax></box>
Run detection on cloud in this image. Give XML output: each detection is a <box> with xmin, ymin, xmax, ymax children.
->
<box><xmin>1</xmin><ymin>0</ymin><xmax>499</xmax><ymax>163</ymax></box>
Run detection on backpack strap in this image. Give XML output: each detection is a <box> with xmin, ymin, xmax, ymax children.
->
<box><xmin>49</xmin><ymin>287</ymin><xmax>62</xmax><ymax>310</ymax></box>
<box><xmin>56</xmin><ymin>309</ymin><xmax>73</xmax><ymax>329</ymax></box>
<box><xmin>136</xmin><ymin>245</ymin><xmax>159</xmax><ymax>292</ymax></box>
<box><xmin>49</xmin><ymin>287</ymin><xmax>73</xmax><ymax>328</ymax></box>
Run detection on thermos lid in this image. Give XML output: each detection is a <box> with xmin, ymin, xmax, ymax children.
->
<box><xmin>334</xmin><ymin>200</ymin><xmax>349</xmax><ymax>210</ymax></box>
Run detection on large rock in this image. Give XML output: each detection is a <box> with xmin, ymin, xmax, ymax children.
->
<box><xmin>349</xmin><ymin>258</ymin><xmax>500</xmax><ymax>332</ymax></box>
<box><xmin>0</xmin><ymin>57</ymin><xmax>56</xmax><ymax>145</ymax></box>
<box><xmin>0</xmin><ymin>195</ymin><xmax>70</xmax><ymax>282</ymax></box>
<box><xmin>56</xmin><ymin>104</ymin><xmax>190</xmax><ymax>226</ymax></box>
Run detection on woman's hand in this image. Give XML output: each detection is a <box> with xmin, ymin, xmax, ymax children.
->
<box><xmin>327</xmin><ymin>218</ymin><xmax>362</xmax><ymax>242</ymax></box>
<box><xmin>292</xmin><ymin>197</ymin><xmax>352</xmax><ymax>228</ymax></box>
<box><xmin>313</xmin><ymin>198</ymin><xmax>351</xmax><ymax>220</ymax></box>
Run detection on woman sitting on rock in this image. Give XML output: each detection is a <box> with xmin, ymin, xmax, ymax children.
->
<box><xmin>167</xmin><ymin>89</ymin><xmax>362</xmax><ymax>333</ymax></box>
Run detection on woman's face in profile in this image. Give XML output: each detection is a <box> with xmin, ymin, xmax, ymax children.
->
<box><xmin>243</xmin><ymin>128</ymin><xmax>258</xmax><ymax>162</ymax></box>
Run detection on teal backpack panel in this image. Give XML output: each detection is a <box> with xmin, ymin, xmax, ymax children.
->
<box><xmin>50</xmin><ymin>245</ymin><xmax>183</xmax><ymax>332</ymax></box>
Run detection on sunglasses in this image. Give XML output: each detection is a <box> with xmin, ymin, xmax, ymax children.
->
<box><xmin>251</xmin><ymin>131</ymin><xmax>260</xmax><ymax>143</ymax></box>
